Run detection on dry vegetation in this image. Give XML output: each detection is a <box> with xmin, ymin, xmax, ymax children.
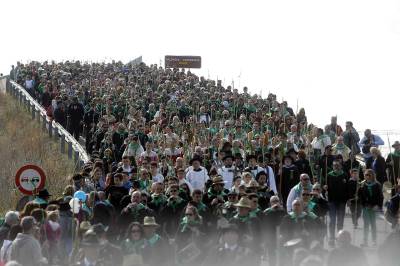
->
<box><xmin>0</xmin><ymin>92</ymin><xmax>75</xmax><ymax>215</ymax></box>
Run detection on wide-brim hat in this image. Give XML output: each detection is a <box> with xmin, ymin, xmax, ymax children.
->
<box><xmin>392</xmin><ymin>141</ymin><xmax>400</xmax><ymax>148</ymax></box>
<box><xmin>233</xmin><ymin>197</ymin><xmax>252</xmax><ymax>209</ymax></box>
<box><xmin>143</xmin><ymin>216</ymin><xmax>159</xmax><ymax>227</ymax></box>
<box><xmin>211</xmin><ymin>175</ymin><xmax>226</xmax><ymax>185</ymax></box>
<box><xmin>38</xmin><ymin>189</ymin><xmax>51</xmax><ymax>198</ymax></box>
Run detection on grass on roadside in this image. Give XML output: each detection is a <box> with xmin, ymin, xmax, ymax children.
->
<box><xmin>0</xmin><ymin>92</ymin><xmax>76</xmax><ymax>215</ymax></box>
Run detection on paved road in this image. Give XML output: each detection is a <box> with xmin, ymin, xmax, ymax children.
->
<box><xmin>260</xmin><ymin>210</ymin><xmax>393</xmax><ymax>266</ymax></box>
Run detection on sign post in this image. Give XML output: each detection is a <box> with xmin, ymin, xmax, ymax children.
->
<box><xmin>15</xmin><ymin>164</ymin><xmax>46</xmax><ymax>195</ymax></box>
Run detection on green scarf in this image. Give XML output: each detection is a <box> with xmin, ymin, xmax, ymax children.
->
<box><xmin>335</xmin><ymin>143</ymin><xmax>345</xmax><ymax>150</ymax></box>
<box><xmin>123</xmin><ymin>239</ymin><xmax>145</xmax><ymax>254</ymax></box>
<box><xmin>139</xmin><ymin>179</ymin><xmax>150</xmax><ymax>191</ymax></box>
<box><xmin>391</xmin><ymin>151</ymin><xmax>400</xmax><ymax>157</ymax></box>
<box><xmin>328</xmin><ymin>170</ymin><xmax>344</xmax><ymax>177</ymax></box>
<box><xmin>249</xmin><ymin>208</ymin><xmax>260</xmax><ymax>218</ymax></box>
<box><xmin>151</xmin><ymin>194</ymin><xmax>167</xmax><ymax>207</ymax></box>
<box><xmin>233</xmin><ymin>213</ymin><xmax>250</xmax><ymax>223</ymax></box>
<box><xmin>180</xmin><ymin>216</ymin><xmax>202</xmax><ymax>233</ymax></box>
<box><xmin>289</xmin><ymin>211</ymin><xmax>307</xmax><ymax>222</ymax></box>
<box><xmin>147</xmin><ymin>234</ymin><xmax>161</xmax><ymax>246</ymax></box>
<box><xmin>207</xmin><ymin>188</ymin><xmax>226</xmax><ymax>199</ymax></box>
<box><xmin>167</xmin><ymin>197</ymin><xmax>183</xmax><ymax>210</ymax></box>
<box><xmin>365</xmin><ymin>181</ymin><xmax>376</xmax><ymax>197</ymax></box>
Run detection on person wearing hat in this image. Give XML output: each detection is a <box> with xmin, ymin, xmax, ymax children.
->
<box><xmin>33</xmin><ymin>189</ymin><xmax>51</xmax><ymax>208</ymax></box>
<box><xmin>217</xmin><ymin>153</ymin><xmax>236</xmax><ymax>189</ymax></box>
<box><xmin>186</xmin><ymin>156</ymin><xmax>209</xmax><ymax>192</ymax></box>
<box><xmin>255</xmin><ymin>171</ymin><xmax>275</xmax><ymax>210</ymax></box>
<box><xmin>233</xmin><ymin>153</ymin><xmax>245</xmax><ymax>173</ymax></box>
<box><xmin>71</xmin><ymin>230</ymin><xmax>105</xmax><ymax>266</ymax></box>
<box><xmin>202</xmin><ymin>176</ymin><xmax>227</xmax><ymax>208</ymax></box>
<box><xmin>386</xmin><ymin>140</ymin><xmax>400</xmax><ymax>187</ymax></box>
<box><xmin>263</xmin><ymin>196</ymin><xmax>286</xmax><ymax>265</ymax></box>
<box><xmin>141</xmin><ymin>216</ymin><xmax>170</xmax><ymax>266</ymax></box>
<box><xmin>245</xmin><ymin>154</ymin><xmax>278</xmax><ymax>195</ymax></box>
<box><xmin>280</xmin><ymin>155</ymin><xmax>300</xmax><ymax>207</ymax></box>
<box><xmin>205</xmin><ymin>223</ymin><xmax>257</xmax><ymax>266</ymax></box>
<box><xmin>230</xmin><ymin>197</ymin><xmax>262</xmax><ymax>259</ymax></box>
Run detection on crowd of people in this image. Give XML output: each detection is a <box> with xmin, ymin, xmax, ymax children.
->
<box><xmin>1</xmin><ymin>60</ymin><xmax>399</xmax><ymax>266</ymax></box>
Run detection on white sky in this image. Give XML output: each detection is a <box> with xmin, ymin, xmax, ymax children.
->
<box><xmin>1</xmin><ymin>0</ymin><xmax>400</xmax><ymax>133</ymax></box>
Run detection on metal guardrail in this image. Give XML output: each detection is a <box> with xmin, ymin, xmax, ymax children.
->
<box><xmin>1</xmin><ymin>76</ymin><xmax>89</xmax><ymax>168</ymax></box>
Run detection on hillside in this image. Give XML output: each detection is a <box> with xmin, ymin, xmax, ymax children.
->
<box><xmin>0</xmin><ymin>92</ymin><xmax>75</xmax><ymax>214</ymax></box>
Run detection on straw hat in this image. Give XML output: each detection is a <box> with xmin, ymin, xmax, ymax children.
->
<box><xmin>211</xmin><ymin>176</ymin><xmax>226</xmax><ymax>185</ymax></box>
<box><xmin>143</xmin><ymin>216</ymin><xmax>159</xmax><ymax>227</ymax></box>
<box><xmin>233</xmin><ymin>197</ymin><xmax>252</xmax><ymax>209</ymax></box>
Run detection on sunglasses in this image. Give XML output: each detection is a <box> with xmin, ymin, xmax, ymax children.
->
<box><xmin>302</xmin><ymin>193</ymin><xmax>311</xmax><ymax>196</ymax></box>
<box><xmin>301</xmin><ymin>178</ymin><xmax>310</xmax><ymax>181</ymax></box>
<box><xmin>170</xmin><ymin>190</ymin><xmax>178</xmax><ymax>193</ymax></box>
<box><xmin>185</xmin><ymin>213</ymin><xmax>194</xmax><ymax>216</ymax></box>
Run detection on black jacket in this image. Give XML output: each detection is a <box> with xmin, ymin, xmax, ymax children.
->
<box><xmin>358</xmin><ymin>181</ymin><xmax>383</xmax><ymax>208</ymax></box>
<box><xmin>327</xmin><ymin>171</ymin><xmax>348</xmax><ymax>203</ymax></box>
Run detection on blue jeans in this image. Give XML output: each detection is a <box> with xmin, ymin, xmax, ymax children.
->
<box><xmin>328</xmin><ymin>202</ymin><xmax>346</xmax><ymax>240</ymax></box>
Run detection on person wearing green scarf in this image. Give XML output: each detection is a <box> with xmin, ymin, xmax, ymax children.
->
<box><xmin>358</xmin><ymin>169</ymin><xmax>383</xmax><ymax>247</ymax></box>
<box><xmin>121</xmin><ymin>222</ymin><xmax>146</xmax><ymax>256</ymax></box>
<box><xmin>332</xmin><ymin>136</ymin><xmax>352</xmax><ymax>162</ymax></box>
<box><xmin>280</xmin><ymin>199</ymin><xmax>320</xmax><ymax>262</ymax></box>
<box><xmin>326</xmin><ymin>159</ymin><xmax>349</xmax><ymax>247</ymax></box>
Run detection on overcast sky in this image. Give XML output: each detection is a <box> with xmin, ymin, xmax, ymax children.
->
<box><xmin>1</xmin><ymin>0</ymin><xmax>400</xmax><ymax>134</ymax></box>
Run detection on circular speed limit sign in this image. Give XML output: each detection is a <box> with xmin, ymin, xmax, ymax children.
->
<box><xmin>15</xmin><ymin>165</ymin><xmax>46</xmax><ymax>195</ymax></box>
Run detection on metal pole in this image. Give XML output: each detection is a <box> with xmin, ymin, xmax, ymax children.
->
<box><xmin>74</xmin><ymin>150</ymin><xmax>79</xmax><ymax>163</ymax></box>
<box><xmin>49</xmin><ymin>121</ymin><xmax>53</xmax><ymax>138</ymax></box>
<box><xmin>42</xmin><ymin>115</ymin><xmax>47</xmax><ymax>132</ymax></box>
<box><xmin>60</xmin><ymin>135</ymin><xmax>66</xmax><ymax>154</ymax></box>
<box><xmin>31</xmin><ymin>104</ymin><xmax>35</xmax><ymax>120</ymax></box>
<box><xmin>68</xmin><ymin>142</ymin><xmax>73</xmax><ymax>159</ymax></box>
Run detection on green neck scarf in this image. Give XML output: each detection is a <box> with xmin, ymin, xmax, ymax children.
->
<box><xmin>147</xmin><ymin>234</ymin><xmax>161</xmax><ymax>246</ymax></box>
<box><xmin>249</xmin><ymin>208</ymin><xmax>260</xmax><ymax>218</ymax></box>
<box><xmin>234</xmin><ymin>213</ymin><xmax>250</xmax><ymax>223</ymax></box>
<box><xmin>167</xmin><ymin>197</ymin><xmax>183</xmax><ymax>209</ymax></box>
<box><xmin>207</xmin><ymin>188</ymin><xmax>225</xmax><ymax>198</ymax></box>
<box><xmin>329</xmin><ymin>170</ymin><xmax>344</xmax><ymax>177</ymax></box>
<box><xmin>180</xmin><ymin>216</ymin><xmax>202</xmax><ymax>233</ymax></box>
<box><xmin>151</xmin><ymin>194</ymin><xmax>167</xmax><ymax>206</ymax></box>
<box><xmin>391</xmin><ymin>150</ymin><xmax>400</xmax><ymax>157</ymax></box>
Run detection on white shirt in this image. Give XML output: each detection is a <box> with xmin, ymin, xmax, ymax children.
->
<box><xmin>186</xmin><ymin>167</ymin><xmax>209</xmax><ymax>191</ymax></box>
<box><xmin>218</xmin><ymin>166</ymin><xmax>235</xmax><ymax>189</ymax></box>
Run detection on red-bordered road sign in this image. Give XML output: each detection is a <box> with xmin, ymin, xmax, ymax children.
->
<box><xmin>15</xmin><ymin>164</ymin><xmax>46</xmax><ymax>195</ymax></box>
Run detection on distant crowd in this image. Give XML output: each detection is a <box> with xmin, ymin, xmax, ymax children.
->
<box><xmin>0</xmin><ymin>61</ymin><xmax>398</xmax><ymax>266</ymax></box>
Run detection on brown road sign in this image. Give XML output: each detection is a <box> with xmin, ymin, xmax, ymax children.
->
<box><xmin>165</xmin><ymin>55</ymin><xmax>201</xmax><ymax>69</ymax></box>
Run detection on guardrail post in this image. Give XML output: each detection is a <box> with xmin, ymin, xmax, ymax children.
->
<box><xmin>68</xmin><ymin>142</ymin><xmax>73</xmax><ymax>159</ymax></box>
<box><xmin>31</xmin><ymin>104</ymin><xmax>35</xmax><ymax>120</ymax></box>
<box><xmin>19</xmin><ymin>91</ymin><xmax>23</xmax><ymax>105</ymax></box>
<box><xmin>60</xmin><ymin>134</ymin><xmax>66</xmax><ymax>154</ymax></box>
<box><xmin>42</xmin><ymin>115</ymin><xmax>47</xmax><ymax>131</ymax></box>
<box><xmin>74</xmin><ymin>151</ymin><xmax>79</xmax><ymax>164</ymax></box>
<box><xmin>36</xmin><ymin>110</ymin><xmax>40</xmax><ymax>123</ymax></box>
<box><xmin>49</xmin><ymin>121</ymin><xmax>53</xmax><ymax>138</ymax></box>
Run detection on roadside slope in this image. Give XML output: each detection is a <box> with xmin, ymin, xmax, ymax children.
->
<box><xmin>0</xmin><ymin>92</ymin><xmax>75</xmax><ymax>214</ymax></box>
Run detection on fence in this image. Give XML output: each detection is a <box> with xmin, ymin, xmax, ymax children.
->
<box><xmin>0</xmin><ymin>76</ymin><xmax>89</xmax><ymax>169</ymax></box>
